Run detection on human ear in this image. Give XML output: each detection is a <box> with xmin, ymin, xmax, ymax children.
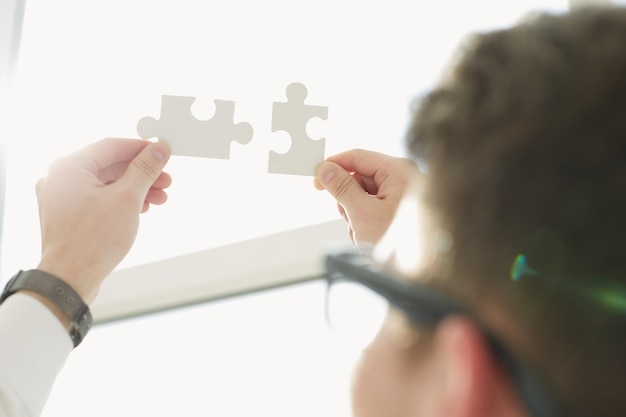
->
<box><xmin>429</xmin><ymin>315</ymin><xmax>524</xmax><ymax>417</ymax></box>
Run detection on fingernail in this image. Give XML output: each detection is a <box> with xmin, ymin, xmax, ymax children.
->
<box><xmin>317</xmin><ymin>162</ymin><xmax>336</xmax><ymax>185</ymax></box>
<box><xmin>152</xmin><ymin>143</ymin><xmax>170</xmax><ymax>162</ymax></box>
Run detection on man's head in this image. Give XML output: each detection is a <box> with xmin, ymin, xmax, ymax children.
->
<box><xmin>354</xmin><ymin>6</ymin><xmax>626</xmax><ymax>417</ymax></box>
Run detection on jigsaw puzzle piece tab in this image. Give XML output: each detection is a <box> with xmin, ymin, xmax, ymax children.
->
<box><xmin>137</xmin><ymin>95</ymin><xmax>253</xmax><ymax>159</ymax></box>
<box><xmin>269</xmin><ymin>82</ymin><xmax>328</xmax><ymax>176</ymax></box>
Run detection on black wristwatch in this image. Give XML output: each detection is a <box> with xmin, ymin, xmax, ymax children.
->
<box><xmin>0</xmin><ymin>269</ymin><xmax>93</xmax><ymax>347</ymax></box>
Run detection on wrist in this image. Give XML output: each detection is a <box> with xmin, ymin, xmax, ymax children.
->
<box><xmin>37</xmin><ymin>257</ymin><xmax>98</xmax><ymax>304</ymax></box>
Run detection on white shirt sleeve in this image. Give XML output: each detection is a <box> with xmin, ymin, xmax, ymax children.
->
<box><xmin>0</xmin><ymin>293</ymin><xmax>73</xmax><ymax>417</ymax></box>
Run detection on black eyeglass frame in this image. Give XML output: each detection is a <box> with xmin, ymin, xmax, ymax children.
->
<box><xmin>324</xmin><ymin>251</ymin><xmax>561</xmax><ymax>417</ymax></box>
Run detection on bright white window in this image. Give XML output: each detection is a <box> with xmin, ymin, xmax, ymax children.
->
<box><xmin>1</xmin><ymin>1</ymin><xmax>568</xmax><ymax>416</ymax></box>
<box><xmin>2</xmin><ymin>0</ymin><xmax>566</xmax><ymax>277</ymax></box>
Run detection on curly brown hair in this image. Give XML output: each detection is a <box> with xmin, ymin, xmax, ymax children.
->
<box><xmin>406</xmin><ymin>6</ymin><xmax>626</xmax><ymax>417</ymax></box>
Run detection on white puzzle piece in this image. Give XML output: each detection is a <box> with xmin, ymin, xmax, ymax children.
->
<box><xmin>137</xmin><ymin>95</ymin><xmax>253</xmax><ymax>159</ymax></box>
<box><xmin>269</xmin><ymin>82</ymin><xmax>328</xmax><ymax>176</ymax></box>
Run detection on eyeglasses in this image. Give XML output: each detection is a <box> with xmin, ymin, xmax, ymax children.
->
<box><xmin>323</xmin><ymin>250</ymin><xmax>561</xmax><ymax>417</ymax></box>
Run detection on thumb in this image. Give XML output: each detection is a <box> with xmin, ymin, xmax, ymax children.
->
<box><xmin>316</xmin><ymin>161</ymin><xmax>369</xmax><ymax>212</ymax></box>
<box><xmin>121</xmin><ymin>141</ymin><xmax>171</xmax><ymax>197</ymax></box>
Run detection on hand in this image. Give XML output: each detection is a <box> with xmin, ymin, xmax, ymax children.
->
<box><xmin>314</xmin><ymin>149</ymin><xmax>418</xmax><ymax>250</ymax></box>
<box><xmin>35</xmin><ymin>138</ymin><xmax>172</xmax><ymax>303</ymax></box>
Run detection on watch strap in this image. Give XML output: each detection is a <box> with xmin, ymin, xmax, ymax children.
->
<box><xmin>0</xmin><ymin>270</ymin><xmax>93</xmax><ymax>347</ymax></box>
